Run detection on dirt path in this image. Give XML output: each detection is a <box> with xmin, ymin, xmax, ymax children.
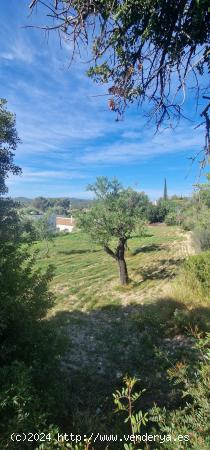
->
<box><xmin>176</xmin><ymin>230</ymin><xmax>196</xmax><ymax>257</ymax></box>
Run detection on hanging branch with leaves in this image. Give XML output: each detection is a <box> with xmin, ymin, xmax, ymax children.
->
<box><xmin>29</xmin><ymin>1</ymin><xmax>210</xmax><ymax>159</ymax></box>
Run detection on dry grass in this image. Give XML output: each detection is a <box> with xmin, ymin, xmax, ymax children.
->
<box><xmin>32</xmin><ymin>225</ymin><xmax>210</xmax><ymax>439</ymax></box>
<box><xmin>34</xmin><ymin>225</ymin><xmax>191</xmax><ymax>313</ymax></box>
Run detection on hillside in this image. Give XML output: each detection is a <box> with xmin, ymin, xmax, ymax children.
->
<box><xmin>13</xmin><ymin>197</ymin><xmax>32</xmax><ymax>205</ymax></box>
<box><xmin>33</xmin><ymin>224</ymin><xmax>209</xmax><ymax>440</ymax></box>
<box><xmin>13</xmin><ymin>196</ymin><xmax>93</xmax><ymax>209</ymax></box>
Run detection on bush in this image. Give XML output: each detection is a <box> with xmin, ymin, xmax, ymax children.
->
<box><xmin>181</xmin><ymin>203</ymin><xmax>210</xmax><ymax>250</ymax></box>
<box><xmin>146</xmin><ymin>203</ymin><xmax>169</xmax><ymax>223</ymax></box>
<box><xmin>164</xmin><ymin>206</ymin><xmax>186</xmax><ymax>226</ymax></box>
<box><xmin>150</xmin><ymin>332</ymin><xmax>210</xmax><ymax>450</ymax></box>
<box><xmin>193</xmin><ymin>227</ymin><xmax>210</xmax><ymax>251</ymax></box>
<box><xmin>183</xmin><ymin>252</ymin><xmax>210</xmax><ymax>297</ymax></box>
<box><xmin>0</xmin><ymin>200</ymin><xmax>68</xmax><ymax>449</ymax></box>
<box><xmin>0</xmin><ymin>362</ymin><xmax>47</xmax><ymax>446</ymax></box>
<box><xmin>165</xmin><ymin>211</ymin><xmax>179</xmax><ymax>225</ymax></box>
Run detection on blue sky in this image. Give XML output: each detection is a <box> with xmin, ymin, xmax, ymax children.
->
<box><xmin>0</xmin><ymin>0</ymin><xmax>207</xmax><ymax>199</ymax></box>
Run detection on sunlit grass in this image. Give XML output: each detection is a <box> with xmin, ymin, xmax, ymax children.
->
<box><xmin>34</xmin><ymin>225</ymin><xmax>181</xmax><ymax>311</ymax></box>
<box><xmin>32</xmin><ymin>225</ymin><xmax>210</xmax><ymax>440</ymax></box>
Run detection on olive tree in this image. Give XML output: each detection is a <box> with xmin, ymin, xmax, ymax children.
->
<box><xmin>78</xmin><ymin>177</ymin><xmax>147</xmax><ymax>285</ymax></box>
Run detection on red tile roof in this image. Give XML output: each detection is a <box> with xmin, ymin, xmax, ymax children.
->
<box><xmin>56</xmin><ymin>216</ymin><xmax>75</xmax><ymax>226</ymax></box>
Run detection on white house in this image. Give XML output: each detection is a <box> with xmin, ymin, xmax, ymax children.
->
<box><xmin>56</xmin><ymin>216</ymin><xmax>75</xmax><ymax>233</ymax></box>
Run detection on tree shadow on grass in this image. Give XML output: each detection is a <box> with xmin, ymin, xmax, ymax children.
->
<box><xmin>132</xmin><ymin>231</ymin><xmax>154</xmax><ymax>239</ymax></box>
<box><xmin>132</xmin><ymin>243</ymin><xmax>164</xmax><ymax>255</ymax></box>
<box><xmin>134</xmin><ymin>258</ymin><xmax>182</xmax><ymax>280</ymax></box>
<box><xmin>48</xmin><ymin>297</ymin><xmax>210</xmax><ymax>441</ymax></box>
<box><xmin>58</xmin><ymin>249</ymin><xmax>100</xmax><ymax>255</ymax></box>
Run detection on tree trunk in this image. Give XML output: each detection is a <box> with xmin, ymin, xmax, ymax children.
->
<box><xmin>118</xmin><ymin>257</ymin><xmax>129</xmax><ymax>285</ymax></box>
<box><xmin>116</xmin><ymin>238</ymin><xmax>129</xmax><ymax>285</ymax></box>
<box><xmin>104</xmin><ymin>238</ymin><xmax>129</xmax><ymax>285</ymax></box>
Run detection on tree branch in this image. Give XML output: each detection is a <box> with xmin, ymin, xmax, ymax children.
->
<box><xmin>104</xmin><ymin>245</ymin><xmax>117</xmax><ymax>260</ymax></box>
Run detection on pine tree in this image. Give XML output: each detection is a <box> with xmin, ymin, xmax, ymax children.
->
<box><xmin>164</xmin><ymin>179</ymin><xmax>168</xmax><ymax>201</ymax></box>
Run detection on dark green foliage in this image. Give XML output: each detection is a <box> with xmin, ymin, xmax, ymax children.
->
<box><xmin>163</xmin><ymin>178</ymin><xmax>168</xmax><ymax>201</ymax></box>
<box><xmin>1</xmin><ymin>362</ymin><xmax>47</xmax><ymax>445</ymax></box>
<box><xmin>0</xmin><ymin>198</ymin><xmax>67</xmax><ymax>449</ymax></box>
<box><xmin>32</xmin><ymin>196</ymin><xmax>50</xmax><ymax>212</ymax></box>
<box><xmin>146</xmin><ymin>201</ymin><xmax>170</xmax><ymax>223</ymax></box>
<box><xmin>144</xmin><ymin>196</ymin><xmax>190</xmax><ymax>225</ymax></box>
<box><xmin>0</xmin><ymin>101</ymin><xmax>67</xmax><ymax>449</ymax></box>
<box><xmin>28</xmin><ymin>197</ymin><xmax>92</xmax><ymax>214</ymax></box>
<box><xmin>0</xmin><ymin>242</ymin><xmax>54</xmax><ymax>365</ymax></box>
<box><xmin>0</xmin><ymin>99</ymin><xmax>21</xmax><ymax>194</ymax></box>
<box><xmin>0</xmin><ymin>197</ymin><xmax>22</xmax><ymax>241</ymax></box>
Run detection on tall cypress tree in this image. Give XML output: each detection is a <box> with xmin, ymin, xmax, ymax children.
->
<box><xmin>164</xmin><ymin>178</ymin><xmax>168</xmax><ymax>201</ymax></box>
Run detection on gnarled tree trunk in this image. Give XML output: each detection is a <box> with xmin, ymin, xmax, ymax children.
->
<box><xmin>104</xmin><ymin>238</ymin><xmax>129</xmax><ymax>285</ymax></box>
<box><xmin>116</xmin><ymin>237</ymin><xmax>129</xmax><ymax>285</ymax></box>
<box><xmin>118</xmin><ymin>257</ymin><xmax>129</xmax><ymax>285</ymax></box>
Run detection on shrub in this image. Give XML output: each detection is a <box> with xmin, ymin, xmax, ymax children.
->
<box><xmin>183</xmin><ymin>252</ymin><xmax>210</xmax><ymax>297</ymax></box>
<box><xmin>193</xmin><ymin>227</ymin><xmax>210</xmax><ymax>251</ymax></box>
<box><xmin>0</xmin><ymin>200</ymin><xmax>68</xmax><ymax>449</ymax></box>
<box><xmin>146</xmin><ymin>203</ymin><xmax>169</xmax><ymax>223</ymax></box>
<box><xmin>150</xmin><ymin>331</ymin><xmax>210</xmax><ymax>450</ymax></box>
<box><xmin>165</xmin><ymin>211</ymin><xmax>179</xmax><ymax>226</ymax></box>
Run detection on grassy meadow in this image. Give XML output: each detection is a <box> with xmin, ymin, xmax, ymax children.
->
<box><xmin>33</xmin><ymin>225</ymin><xmax>210</xmax><ymax>442</ymax></box>
<box><xmin>35</xmin><ymin>225</ymin><xmax>183</xmax><ymax>310</ymax></box>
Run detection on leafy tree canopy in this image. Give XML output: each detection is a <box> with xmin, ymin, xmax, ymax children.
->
<box><xmin>32</xmin><ymin>196</ymin><xmax>49</xmax><ymax>212</ymax></box>
<box><xmin>29</xmin><ymin>0</ymin><xmax>210</xmax><ymax>156</ymax></box>
<box><xmin>78</xmin><ymin>177</ymin><xmax>147</xmax><ymax>284</ymax></box>
<box><xmin>81</xmin><ymin>177</ymin><xmax>148</xmax><ymax>242</ymax></box>
<box><xmin>0</xmin><ymin>99</ymin><xmax>21</xmax><ymax>195</ymax></box>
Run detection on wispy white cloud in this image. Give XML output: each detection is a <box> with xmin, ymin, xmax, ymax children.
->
<box><xmin>0</xmin><ymin>19</ymin><xmax>36</xmax><ymax>63</ymax></box>
<box><xmin>0</xmin><ymin>40</ymin><xmax>34</xmax><ymax>63</ymax></box>
<box><xmin>79</xmin><ymin>126</ymin><xmax>203</xmax><ymax>165</ymax></box>
<box><xmin>9</xmin><ymin>168</ymin><xmax>87</xmax><ymax>184</ymax></box>
<box><xmin>121</xmin><ymin>130</ymin><xmax>142</xmax><ymax>140</ymax></box>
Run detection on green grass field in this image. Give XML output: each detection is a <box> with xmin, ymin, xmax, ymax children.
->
<box><xmin>31</xmin><ymin>224</ymin><xmax>210</xmax><ymax>441</ymax></box>
<box><xmin>35</xmin><ymin>225</ymin><xmax>183</xmax><ymax>312</ymax></box>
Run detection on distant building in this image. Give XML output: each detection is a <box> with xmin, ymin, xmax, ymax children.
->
<box><xmin>56</xmin><ymin>216</ymin><xmax>75</xmax><ymax>233</ymax></box>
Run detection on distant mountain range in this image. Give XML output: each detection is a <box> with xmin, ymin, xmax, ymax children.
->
<box><xmin>13</xmin><ymin>197</ymin><xmax>93</xmax><ymax>208</ymax></box>
<box><xmin>13</xmin><ymin>197</ymin><xmax>32</xmax><ymax>205</ymax></box>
